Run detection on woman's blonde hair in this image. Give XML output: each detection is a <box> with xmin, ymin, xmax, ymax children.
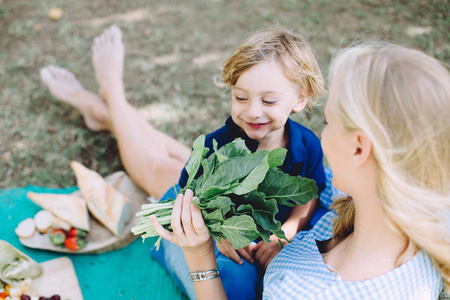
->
<box><xmin>218</xmin><ymin>27</ymin><xmax>326</xmax><ymax>110</ymax></box>
<box><xmin>329</xmin><ymin>43</ymin><xmax>450</xmax><ymax>291</ymax></box>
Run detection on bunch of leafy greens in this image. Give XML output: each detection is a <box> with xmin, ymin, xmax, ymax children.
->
<box><xmin>131</xmin><ymin>135</ymin><xmax>318</xmax><ymax>249</ymax></box>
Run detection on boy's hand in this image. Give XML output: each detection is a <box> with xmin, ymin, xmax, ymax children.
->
<box><xmin>216</xmin><ymin>239</ymin><xmax>254</xmax><ymax>265</ymax></box>
<box><xmin>252</xmin><ymin>235</ymin><xmax>289</xmax><ymax>270</ymax></box>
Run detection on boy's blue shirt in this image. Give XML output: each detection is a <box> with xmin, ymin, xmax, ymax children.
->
<box><xmin>179</xmin><ymin>116</ymin><xmax>325</xmax><ymax>224</ymax></box>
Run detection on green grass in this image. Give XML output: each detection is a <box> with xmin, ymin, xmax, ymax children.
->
<box><xmin>1</xmin><ymin>0</ymin><xmax>448</xmax><ymax>191</ymax></box>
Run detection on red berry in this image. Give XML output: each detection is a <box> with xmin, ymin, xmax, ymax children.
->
<box><xmin>50</xmin><ymin>295</ymin><xmax>61</xmax><ymax>300</ymax></box>
<box><xmin>64</xmin><ymin>236</ymin><xmax>87</xmax><ymax>251</ymax></box>
<box><xmin>20</xmin><ymin>295</ymin><xmax>31</xmax><ymax>300</ymax></box>
<box><xmin>67</xmin><ymin>228</ymin><xmax>87</xmax><ymax>238</ymax></box>
<box><xmin>38</xmin><ymin>297</ymin><xmax>48</xmax><ymax>300</ymax></box>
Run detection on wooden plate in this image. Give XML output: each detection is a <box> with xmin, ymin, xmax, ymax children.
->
<box><xmin>34</xmin><ymin>257</ymin><xmax>83</xmax><ymax>300</ymax></box>
<box><xmin>20</xmin><ymin>171</ymin><xmax>149</xmax><ymax>254</ymax></box>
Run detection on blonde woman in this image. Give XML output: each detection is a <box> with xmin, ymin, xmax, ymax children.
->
<box><xmin>152</xmin><ymin>43</ymin><xmax>450</xmax><ymax>299</ymax></box>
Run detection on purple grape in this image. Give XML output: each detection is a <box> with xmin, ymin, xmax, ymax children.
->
<box><xmin>20</xmin><ymin>295</ymin><xmax>31</xmax><ymax>300</ymax></box>
<box><xmin>50</xmin><ymin>295</ymin><xmax>61</xmax><ymax>300</ymax></box>
<box><xmin>38</xmin><ymin>297</ymin><xmax>48</xmax><ymax>300</ymax></box>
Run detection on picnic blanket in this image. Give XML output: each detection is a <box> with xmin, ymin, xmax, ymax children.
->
<box><xmin>0</xmin><ymin>185</ymin><xmax>187</xmax><ymax>300</ymax></box>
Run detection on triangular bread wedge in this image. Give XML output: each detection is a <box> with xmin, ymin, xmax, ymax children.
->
<box><xmin>26</xmin><ymin>192</ymin><xmax>90</xmax><ymax>231</ymax></box>
<box><xmin>70</xmin><ymin>161</ymin><xmax>131</xmax><ymax>236</ymax></box>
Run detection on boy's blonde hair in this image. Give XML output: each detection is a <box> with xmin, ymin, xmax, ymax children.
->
<box><xmin>329</xmin><ymin>43</ymin><xmax>450</xmax><ymax>291</ymax></box>
<box><xmin>219</xmin><ymin>27</ymin><xmax>325</xmax><ymax>110</ymax></box>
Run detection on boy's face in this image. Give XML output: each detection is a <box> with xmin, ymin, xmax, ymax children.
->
<box><xmin>231</xmin><ymin>59</ymin><xmax>307</xmax><ymax>150</ymax></box>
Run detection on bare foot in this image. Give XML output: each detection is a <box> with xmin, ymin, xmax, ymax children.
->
<box><xmin>91</xmin><ymin>25</ymin><xmax>125</xmax><ymax>101</ymax></box>
<box><xmin>40</xmin><ymin>65</ymin><xmax>110</xmax><ymax>131</ymax></box>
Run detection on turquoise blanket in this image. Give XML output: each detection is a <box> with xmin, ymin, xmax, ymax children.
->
<box><xmin>0</xmin><ymin>186</ymin><xmax>187</xmax><ymax>300</ymax></box>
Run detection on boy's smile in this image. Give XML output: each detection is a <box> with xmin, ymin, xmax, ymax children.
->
<box><xmin>231</xmin><ymin>59</ymin><xmax>307</xmax><ymax>150</ymax></box>
<box><xmin>246</xmin><ymin>122</ymin><xmax>270</xmax><ymax>129</ymax></box>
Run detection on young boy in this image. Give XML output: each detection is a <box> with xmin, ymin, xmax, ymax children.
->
<box><xmin>40</xmin><ymin>26</ymin><xmax>326</xmax><ymax>300</ymax></box>
<box><xmin>152</xmin><ymin>28</ymin><xmax>326</xmax><ymax>300</ymax></box>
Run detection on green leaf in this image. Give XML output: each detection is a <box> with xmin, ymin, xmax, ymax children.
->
<box><xmin>237</xmin><ymin>191</ymin><xmax>284</xmax><ymax>237</ymax></box>
<box><xmin>219</xmin><ymin>215</ymin><xmax>259</xmax><ymax>249</ymax></box>
<box><xmin>133</xmin><ymin>136</ymin><xmax>313</xmax><ymax>249</ymax></box>
<box><xmin>209</xmin><ymin>231</ymin><xmax>222</xmax><ymax>241</ymax></box>
<box><xmin>258</xmin><ymin>168</ymin><xmax>318</xmax><ymax>206</ymax></box>
<box><xmin>213</xmin><ymin>139</ymin><xmax>228</xmax><ymax>163</ymax></box>
<box><xmin>216</xmin><ymin>138</ymin><xmax>250</xmax><ymax>158</ymax></box>
<box><xmin>184</xmin><ymin>135</ymin><xmax>209</xmax><ymax>189</ymax></box>
<box><xmin>207</xmin><ymin>221</ymin><xmax>223</xmax><ymax>232</ymax></box>
<box><xmin>226</xmin><ymin>154</ymin><xmax>270</xmax><ymax>195</ymax></box>
<box><xmin>192</xmin><ymin>154</ymin><xmax>218</xmax><ymax>195</ymax></box>
<box><xmin>202</xmin><ymin>184</ymin><xmax>233</xmax><ymax>199</ymax></box>
<box><xmin>197</xmin><ymin>151</ymin><xmax>269</xmax><ymax>195</ymax></box>
<box><xmin>235</xmin><ymin>204</ymin><xmax>253</xmax><ymax>214</ymax></box>
<box><xmin>204</xmin><ymin>196</ymin><xmax>234</xmax><ymax>216</ymax></box>
<box><xmin>207</xmin><ymin>222</ymin><xmax>224</xmax><ymax>241</ymax></box>
<box><xmin>251</xmin><ymin>200</ymin><xmax>281</xmax><ymax>232</ymax></box>
<box><xmin>257</xmin><ymin>227</ymin><xmax>272</xmax><ymax>242</ymax></box>
<box><xmin>203</xmin><ymin>209</ymin><xmax>224</xmax><ymax>223</ymax></box>
<box><xmin>267</xmin><ymin>148</ymin><xmax>287</xmax><ymax>168</ymax></box>
<box><xmin>271</xmin><ymin>228</ymin><xmax>289</xmax><ymax>242</ymax></box>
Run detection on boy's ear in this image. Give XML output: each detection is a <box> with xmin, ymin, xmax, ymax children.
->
<box><xmin>292</xmin><ymin>96</ymin><xmax>308</xmax><ymax>113</ymax></box>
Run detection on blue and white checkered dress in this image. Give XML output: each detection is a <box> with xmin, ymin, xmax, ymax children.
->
<box><xmin>264</xmin><ymin>186</ymin><xmax>444</xmax><ymax>299</ymax></box>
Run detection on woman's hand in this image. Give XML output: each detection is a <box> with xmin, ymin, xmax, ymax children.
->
<box><xmin>151</xmin><ymin>189</ymin><xmax>213</xmax><ymax>256</ymax></box>
<box><xmin>216</xmin><ymin>239</ymin><xmax>254</xmax><ymax>265</ymax></box>
<box><xmin>152</xmin><ymin>189</ymin><xmax>227</xmax><ymax>299</ymax></box>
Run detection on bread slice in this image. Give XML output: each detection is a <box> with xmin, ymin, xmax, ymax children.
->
<box><xmin>70</xmin><ymin>161</ymin><xmax>131</xmax><ymax>236</ymax></box>
<box><xmin>34</xmin><ymin>210</ymin><xmax>52</xmax><ymax>233</ymax></box>
<box><xmin>15</xmin><ymin>218</ymin><xmax>36</xmax><ymax>239</ymax></box>
<box><xmin>26</xmin><ymin>192</ymin><xmax>90</xmax><ymax>231</ymax></box>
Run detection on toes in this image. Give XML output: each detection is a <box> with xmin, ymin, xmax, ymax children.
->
<box><xmin>92</xmin><ymin>27</ymin><xmax>114</xmax><ymax>52</ymax></box>
<box><xmin>101</xmin><ymin>28</ymin><xmax>109</xmax><ymax>44</ymax></box>
<box><xmin>109</xmin><ymin>25</ymin><xmax>122</xmax><ymax>44</ymax></box>
<box><xmin>39</xmin><ymin>67</ymin><xmax>53</xmax><ymax>85</ymax></box>
<box><xmin>92</xmin><ymin>26</ymin><xmax>124</xmax><ymax>59</ymax></box>
<box><xmin>41</xmin><ymin>65</ymin><xmax>62</xmax><ymax>82</ymax></box>
<box><xmin>48</xmin><ymin>65</ymin><xmax>64</xmax><ymax>80</ymax></box>
<box><xmin>40</xmin><ymin>65</ymin><xmax>80</xmax><ymax>89</ymax></box>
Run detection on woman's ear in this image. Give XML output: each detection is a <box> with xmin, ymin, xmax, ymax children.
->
<box><xmin>352</xmin><ymin>129</ymin><xmax>373</xmax><ymax>166</ymax></box>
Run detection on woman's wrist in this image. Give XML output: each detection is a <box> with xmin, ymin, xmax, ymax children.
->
<box><xmin>183</xmin><ymin>239</ymin><xmax>217</xmax><ymax>272</ymax></box>
<box><xmin>189</xmin><ymin>267</ymin><xmax>220</xmax><ymax>282</ymax></box>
